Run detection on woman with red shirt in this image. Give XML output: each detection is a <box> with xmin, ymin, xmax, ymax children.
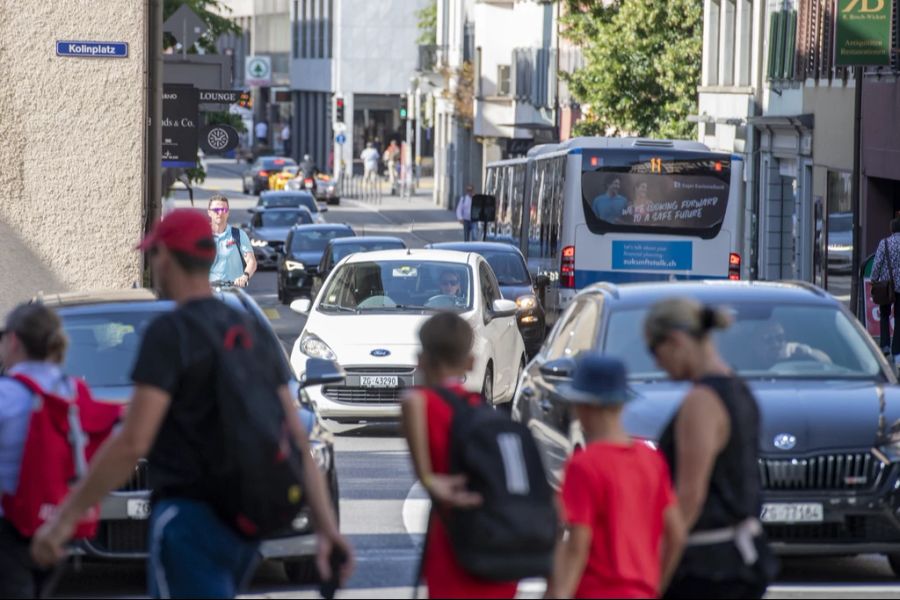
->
<box><xmin>401</xmin><ymin>312</ymin><xmax>519</xmax><ymax>599</ymax></box>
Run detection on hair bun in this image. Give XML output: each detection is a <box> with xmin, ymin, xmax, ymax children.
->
<box><xmin>701</xmin><ymin>306</ymin><xmax>731</xmax><ymax>331</ymax></box>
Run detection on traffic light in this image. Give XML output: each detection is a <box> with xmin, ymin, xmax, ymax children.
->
<box><xmin>399</xmin><ymin>94</ymin><xmax>408</xmax><ymax>120</ymax></box>
<box><xmin>238</xmin><ymin>91</ymin><xmax>252</xmax><ymax>109</ymax></box>
<box><xmin>334</xmin><ymin>95</ymin><xmax>345</xmax><ymax>123</ymax></box>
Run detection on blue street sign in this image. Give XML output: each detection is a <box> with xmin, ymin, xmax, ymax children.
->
<box><xmin>56</xmin><ymin>41</ymin><xmax>129</xmax><ymax>58</ymax></box>
<box><xmin>335</xmin><ymin>133</ymin><xmax>347</xmax><ymax>144</ymax></box>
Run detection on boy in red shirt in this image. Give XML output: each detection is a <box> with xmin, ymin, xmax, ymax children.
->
<box><xmin>549</xmin><ymin>355</ymin><xmax>686</xmax><ymax>599</ymax></box>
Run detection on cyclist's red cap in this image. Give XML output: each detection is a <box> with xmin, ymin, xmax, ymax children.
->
<box><xmin>136</xmin><ymin>209</ymin><xmax>216</xmax><ymax>259</ymax></box>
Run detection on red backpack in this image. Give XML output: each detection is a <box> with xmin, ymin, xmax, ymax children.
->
<box><xmin>1</xmin><ymin>373</ymin><xmax>122</xmax><ymax>538</ymax></box>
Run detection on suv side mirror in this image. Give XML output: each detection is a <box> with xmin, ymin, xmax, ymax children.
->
<box><xmin>491</xmin><ymin>298</ymin><xmax>518</xmax><ymax>318</ymax></box>
<box><xmin>301</xmin><ymin>358</ymin><xmax>345</xmax><ymax>388</ymax></box>
<box><xmin>540</xmin><ymin>357</ymin><xmax>576</xmax><ymax>380</ymax></box>
<box><xmin>290</xmin><ymin>299</ymin><xmax>312</xmax><ymax>314</ymax></box>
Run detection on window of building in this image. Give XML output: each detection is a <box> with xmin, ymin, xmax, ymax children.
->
<box><xmin>704</xmin><ymin>0</ymin><xmax>721</xmax><ymax>86</ymax></box>
<box><xmin>767</xmin><ymin>9</ymin><xmax>798</xmax><ymax>81</ymax></box>
<box><xmin>497</xmin><ymin>65</ymin><xmax>511</xmax><ymax>96</ymax></box>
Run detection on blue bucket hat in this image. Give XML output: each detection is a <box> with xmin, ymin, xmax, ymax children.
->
<box><xmin>556</xmin><ymin>354</ymin><xmax>635</xmax><ymax>406</ymax></box>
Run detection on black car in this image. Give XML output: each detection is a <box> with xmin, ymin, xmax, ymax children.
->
<box><xmin>278</xmin><ymin>224</ymin><xmax>356</xmax><ymax>303</ymax></box>
<box><xmin>429</xmin><ymin>241</ymin><xmax>548</xmax><ymax>356</ymax></box>
<box><xmin>42</xmin><ymin>287</ymin><xmax>342</xmax><ymax>583</ymax></box>
<box><xmin>244</xmin><ymin>207</ymin><xmax>314</xmax><ymax>269</ymax></box>
<box><xmin>255</xmin><ymin>190</ymin><xmax>326</xmax><ymax>224</ymax></box>
<box><xmin>514</xmin><ymin>280</ymin><xmax>900</xmax><ymax>573</ymax></box>
<box><xmin>242</xmin><ymin>156</ymin><xmax>298</xmax><ymax>195</ymax></box>
<box><xmin>310</xmin><ymin>236</ymin><xmax>407</xmax><ymax>299</ymax></box>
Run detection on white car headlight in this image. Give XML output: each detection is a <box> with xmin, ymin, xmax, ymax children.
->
<box><xmin>251</xmin><ymin>239</ymin><xmax>268</xmax><ymax>248</ymax></box>
<box><xmin>516</xmin><ymin>294</ymin><xmax>537</xmax><ymax>310</ymax></box>
<box><xmin>300</xmin><ymin>332</ymin><xmax>337</xmax><ymax>360</ymax></box>
<box><xmin>285</xmin><ymin>260</ymin><xmax>306</xmax><ymax>271</ymax></box>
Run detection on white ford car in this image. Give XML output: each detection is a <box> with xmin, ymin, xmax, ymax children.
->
<box><xmin>289</xmin><ymin>249</ymin><xmax>527</xmax><ymax>422</ymax></box>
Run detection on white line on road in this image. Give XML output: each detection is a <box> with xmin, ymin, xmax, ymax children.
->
<box><xmin>401</xmin><ymin>481</ymin><xmax>429</xmax><ymax>542</ymax></box>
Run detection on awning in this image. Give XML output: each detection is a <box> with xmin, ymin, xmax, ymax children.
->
<box><xmin>747</xmin><ymin>114</ymin><xmax>814</xmax><ymax>131</ymax></box>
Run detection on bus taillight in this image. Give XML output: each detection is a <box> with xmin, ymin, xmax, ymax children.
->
<box><xmin>729</xmin><ymin>253</ymin><xmax>741</xmax><ymax>280</ymax></box>
<box><xmin>561</xmin><ymin>246</ymin><xmax>575</xmax><ymax>288</ymax></box>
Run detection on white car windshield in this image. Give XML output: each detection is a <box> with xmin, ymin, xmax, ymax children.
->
<box><xmin>319</xmin><ymin>260</ymin><xmax>473</xmax><ymax>313</ymax></box>
<box><xmin>604</xmin><ymin>304</ymin><xmax>884</xmax><ymax>381</ymax></box>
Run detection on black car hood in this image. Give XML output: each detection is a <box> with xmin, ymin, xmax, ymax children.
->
<box><xmin>251</xmin><ymin>227</ymin><xmax>292</xmax><ymax>242</ymax></box>
<box><xmin>288</xmin><ymin>250</ymin><xmax>324</xmax><ymax>266</ymax></box>
<box><xmin>622</xmin><ymin>379</ymin><xmax>900</xmax><ymax>455</ymax></box>
<box><xmin>499</xmin><ymin>284</ymin><xmax>534</xmax><ymax>300</ymax></box>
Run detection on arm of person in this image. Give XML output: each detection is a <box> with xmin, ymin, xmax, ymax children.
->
<box><xmin>659</xmin><ymin>504</ymin><xmax>687</xmax><ymax>593</ymax></box>
<box><xmin>278</xmin><ymin>385</ymin><xmax>354</xmax><ymax>583</ymax></box>
<box><xmin>236</xmin><ymin>229</ymin><xmax>257</xmax><ymax>287</ymax></box>
<box><xmin>673</xmin><ymin>386</ymin><xmax>730</xmax><ymax>530</ymax></box>
<box><xmin>872</xmin><ymin>240</ymin><xmax>886</xmax><ymax>282</ymax></box>
<box><xmin>548</xmin><ymin>524</ymin><xmax>592</xmax><ymax>599</ymax></box>
<box><xmin>31</xmin><ymin>384</ymin><xmax>172</xmax><ymax>567</ymax></box>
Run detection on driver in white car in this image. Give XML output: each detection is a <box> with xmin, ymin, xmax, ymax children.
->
<box><xmin>750</xmin><ymin>321</ymin><xmax>832</xmax><ymax>369</ymax></box>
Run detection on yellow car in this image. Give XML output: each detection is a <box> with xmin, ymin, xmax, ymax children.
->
<box><xmin>268</xmin><ymin>166</ymin><xmax>300</xmax><ymax>191</ymax></box>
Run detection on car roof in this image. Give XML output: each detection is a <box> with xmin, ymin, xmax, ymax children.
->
<box><xmin>290</xmin><ymin>223</ymin><xmax>354</xmax><ymax>232</ymax></box>
<box><xmin>582</xmin><ymin>280</ymin><xmax>837</xmax><ymax>308</ymax></box>
<box><xmin>45</xmin><ymin>287</ymin><xmax>258</xmax><ymax>316</ymax></box>
<box><xmin>261</xmin><ymin>190</ymin><xmax>314</xmax><ymax>198</ymax></box>
<box><xmin>38</xmin><ymin>288</ymin><xmax>159</xmax><ymax>308</ymax></box>
<box><xmin>258</xmin><ymin>206</ymin><xmax>313</xmax><ymax>213</ymax></box>
<box><xmin>259</xmin><ymin>156</ymin><xmax>296</xmax><ymax>163</ymax></box>
<box><xmin>430</xmin><ymin>241</ymin><xmax>522</xmax><ymax>255</ymax></box>
<box><xmin>342</xmin><ymin>248</ymin><xmax>476</xmax><ymax>265</ymax></box>
<box><xmin>328</xmin><ymin>236</ymin><xmax>406</xmax><ymax>246</ymax></box>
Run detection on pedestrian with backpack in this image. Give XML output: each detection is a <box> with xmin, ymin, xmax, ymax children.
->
<box><xmin>208</xmin><ymin>194</ymin><xmax>256</xmax><ymax>287</ymax></box>
<box><xmin>401</xmin><ymin>312</ymin><xmax>556</xmax><ymax>599</ymax></box>
<box><xmin>547</xmin><ymin>354</ymin><xmax>686</xmax><ymax>599</ymax></box>
<box><xmin>0</xmin><ymin>303</ymin><xmax>120</xmax><ymax>598</ymax></box>
<box><xmin>30</xmin><ymin>210</ymin><xmax>353</xmax><ymax>598</ymax></box>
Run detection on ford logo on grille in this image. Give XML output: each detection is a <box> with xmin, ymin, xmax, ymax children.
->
<box><xmin>773</xmin><ymin>433</ymin><xmax>797</xmax><ymax>451</ymax></box>
<box><xmin>370</xmin><ymin>349</ymin><xmax>391</xmax><ymax>357</ymax></box>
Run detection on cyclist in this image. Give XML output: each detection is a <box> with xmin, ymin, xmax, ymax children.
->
<box><xmin>208</xmin><ymin>194</ymin><xmax>256</xmax><ymax>288</ymax></box>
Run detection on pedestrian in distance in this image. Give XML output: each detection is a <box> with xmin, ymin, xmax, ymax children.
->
<box><xmin>0</xmin><ymin>304</ymin><xmax>118</xmax><ymax>598</ymax></box>
<box><xmin>384</xmin><ymin>140</ymin><xmax>401</xmax><ymax>192</ymax></box>
<box><xmin>30</xmin><ymin>209</ymin><xmax>353</xmax><ymax>599</ymax></box>
<box><xmin>402</xmin><ymin>312</ymin><xmax>556</xmax><ymax>599</ymax></box>
<box><xmin>281</xmin><ymin>122</ymin><xmax>292</xmax><ymax>158</ymax></box>
<box><xmin>456</xmin><ymin>185</ymin><xmax>476</xmax><ymax>242</ymax></box>
<box><xmin>870</xmin><ymin>216</ymin><xmax>900</xmax><ymax>358</ymax></box>
<box><xmin>644</xmin><ymin>299</ymin><xmax>777</xmax><ymax>600</ymax></box>
<box><xmin>548</xmin><ymin>354</ymin><xmax>686</xmax><ymax>599</ymax></box>
<box><xmin>255</xmin><ymin>119</ymin><xmax>269</xmax><ymax>146</ymax></box>
<box><xmin>208</xmin><ymin>194</ymin><xmax>257</xmax><ymax>288</ymax></box>
<box><xmin>361</xmin><ymin>142</ymin><xmax>380</xmax><ymax>185</ymax></box>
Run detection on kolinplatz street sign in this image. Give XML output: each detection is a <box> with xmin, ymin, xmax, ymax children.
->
<box><xmin>245</xmin><ymin>56</ymin><xmax>272</xmax><ymax>87</ymax></box>
<box><xmin>836</xmin><ymin>0</ymin><xmax>893</xmax><ymax>66</ymax></box>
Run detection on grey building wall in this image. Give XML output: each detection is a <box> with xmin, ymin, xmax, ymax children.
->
<box><xmin>0</xmin><ymin>1</ymin><xmax>147</xmax><ymax>312</ymax></box>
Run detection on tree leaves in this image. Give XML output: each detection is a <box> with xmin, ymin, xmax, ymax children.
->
<box><xmin>562</xmin><ymin>0</ymin><xmax>701</xmax><ymax>139</ymax></box>
<box><xmin>163</xmin><ymin>0</ymin><xmax>242</xmax><ymax>54</ymax></box>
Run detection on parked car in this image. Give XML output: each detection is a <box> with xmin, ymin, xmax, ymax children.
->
<box><xmin>310</xmin><ymin>236</ymin><xmax>408</xmax><ymax>299</ymax></box>
<box><xmin>242</xmin><ymin>156</ymin><xmax>298</xmax><ymax>195</ymax></box>
<box><xmin>277</xmin><ymin>224</ymin><xmax>356</xmax><ymax>303</ymax></box>
<box><xmin>256</xmin><ymin>190</ymin><xmax>326</xmax><ymax>224</ymax></box>
<box><xmin>244</xmin><ymin>206</ymin><xmax>314</xmax><ymax>269</ymax></box>
<box><xmin>513</xmin><ymin>280</ymin><xmax>900</xmax><ymax>574</ymax></box>
<box><xmin>288</xmin><ymin>249</ymin><xmax>527</xmax><ymax>422</ymax></box>
<box><xmin>428</xmin><ymin>241</ymin><xmax>549</xmax><ymax>356</ymax></box>
<box><xmin>43</xmin><ymin>287</ymin><xmax>341</xmax><ymax>583</ymax></box>
<box><xmin>287</xmin><ymin>173</ymin><xmax>341</xmax><ymax>206</ymax></box>
<box><xmin>827</xmin><ymin>212</ymin><xmax>853</xmax><ymax>275</ymax></box>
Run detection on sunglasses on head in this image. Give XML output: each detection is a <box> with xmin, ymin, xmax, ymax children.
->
<box><xmin>210</xmin><ymin>207</ymin><xmax>229</xmax><ymax>214</ymax></box>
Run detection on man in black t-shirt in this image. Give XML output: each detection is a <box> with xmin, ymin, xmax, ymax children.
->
<box><xmin>31</xmin><ymin>210</ymin><xmax>353</xmax><ymax>598</ymax></box>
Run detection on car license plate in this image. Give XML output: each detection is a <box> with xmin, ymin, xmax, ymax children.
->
<box><xmin>126</xmin><ymin>499</ymin><xmax>151</xmax><ymax>520</ymax></box>
<box><xmin>360</xmin><ymin>376</ymin><xmax>399</xmax><ymax>388</ymax></box>
<box><xmin>760</xmin><ymin>503</ymin><xmax>823</xmax><ymax>523</ymax></box>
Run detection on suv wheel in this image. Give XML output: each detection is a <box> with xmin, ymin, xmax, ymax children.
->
<box><xmin>482</xmin><ymin>366</ymin><xmax>494</xmax><ymax>406</ymax></box>
<box><xmin>283</xmin><ymin>558</ymin><xmax>319</xmax><ymax>584</ymax></box>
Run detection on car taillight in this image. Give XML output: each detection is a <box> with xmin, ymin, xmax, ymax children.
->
<box><xmin>729</xmin><ymin>252</ymin><xmax>741</xmax><ymax>281</ymax></box>
<box><xmin>561</xmin><ymin>245</ymin><xmax>575</xmax><ymax>289</ymax></box>
<box><xmin>259</xmin><ymin>170</ymin><xmax>269</xmax><ymax>177</ymax></box>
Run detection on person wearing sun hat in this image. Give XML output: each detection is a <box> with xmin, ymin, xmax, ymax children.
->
<box><xmin>548</xmin><ymin>354</ymin><xmax>686</xmax><ymax>599</ymax></box>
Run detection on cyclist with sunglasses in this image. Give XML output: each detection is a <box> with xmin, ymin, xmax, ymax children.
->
<box><xmin>208</xmin><ymin>195</ymin><xmax>256</xmax><ymax>288</ymax></box>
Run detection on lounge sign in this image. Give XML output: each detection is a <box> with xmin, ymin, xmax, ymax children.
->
<box><xmin>835</xmin><ymin>0</ymin><xmax>893</xmax><ymax>66</ymax></box>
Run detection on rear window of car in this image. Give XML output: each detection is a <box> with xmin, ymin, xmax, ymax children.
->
<box><xmin>262</xmin><ymin>158</ymin><xmax>297</xmax><ymax>170</ymax></box>
<box><xmin>261</xmin><ymin>194</ymin><xmax>318</xmax><ymax>212</ymax></box>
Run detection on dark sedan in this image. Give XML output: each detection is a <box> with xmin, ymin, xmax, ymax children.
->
<box><xmin>513</xmin><ymin>280</ymin><xmax>900</xmax><ymax>574</ymax></box>
<box><xmin>310</xmin><ymin>236</ymin><xmax>407</xmax><ymax>299</ymax></box>
<box><xmin>242</xmin><ymin>156</ymin><xmax>298</xmax><ymax>195</ymax></box>
<box><xmin>256</xmin><ymin>190</ymin><xmax>325</xmax><ymax>224</ymax></box>
<box><xmin>244</xmin><ymin>207</ymin><xmax>314</xmax><ymax>269</ymax></box>
<box><xmin>429</xmin><ymin>241</ymin><xmax>548</xmax><ymax>356</ymax></box>
<box><xmin>278</xmin><ymin>224</ymin><xmax>356</xmax><ymax>303</ymax></box>
<box><xmin>43</xmin><ymin>287</ymin><xmax>342</xmax><ymax>583</ymax></box>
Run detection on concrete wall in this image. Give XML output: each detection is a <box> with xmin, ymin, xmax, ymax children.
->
<box><xmin>0</xmin><ymin>1</ymin><xmax>147</xmax><ymax>312</ymax></box>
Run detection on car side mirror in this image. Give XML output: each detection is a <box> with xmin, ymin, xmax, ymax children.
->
<box><xmin>290</xmin><ymin>299</ymin><xmax>312</xmax><ymax>314</ymax></box>
<box><xmin>320</xmin><ymin>206</ymin><xmax>329</xmax><ymax>213</ymax></box>
<box><xmin>540</xmin><ymin>357</ymin><xmax>576</xmax><ymax>380</ymax></box>
<box><xmin>491</xmin><ymin>298</ymin><xmax>518</xmax><ymax>318</ymax></box>
<box><xmin>534</xmin><ymin>274</ymin><xmax>551</xmax><ymax>289</ymax></box>
<box><xmin>301</xmin><ymin>358</ymin><xmax>345</xmax><ymax>388</ymax></box>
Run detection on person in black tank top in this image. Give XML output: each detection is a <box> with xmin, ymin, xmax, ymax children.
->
<box><xmin>644</xmin><ymin>298</ymin><xmax>777</xmax><ymax>599</ymax></box>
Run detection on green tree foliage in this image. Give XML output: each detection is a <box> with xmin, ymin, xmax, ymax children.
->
<box><xmin>163</xmin><ymin>0</ymin><xmax>241</xmax><ymax>53</ymax></box>
<box><xmin>416</xmin><ymin>0</ymin><xmax>438</xmax><ymax>45</ymax></box>
<box><xmin>562</xmin><ymin>0</ymin><xmax>702</xmax><ymax>139</ymax></box>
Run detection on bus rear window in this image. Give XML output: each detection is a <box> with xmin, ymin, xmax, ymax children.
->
<box><xmin>582</xmin><ymin>157</ymin><xmax>731</xmax><ymax>239</ymax></box>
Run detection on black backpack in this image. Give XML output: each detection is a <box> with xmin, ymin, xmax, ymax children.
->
<box><xmin>184</xmin><ymin>310</ymin><xmax>305</xmax><ymax>539</ymax></box>
<box><xmin>435</xmin><ymin>387</ymin><xmax>557</xmax><ymax>581</ymax></box>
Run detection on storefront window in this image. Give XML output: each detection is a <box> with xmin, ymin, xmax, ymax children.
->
<box><xmin>826</xmin><ymin>171</ymin><xmax>853</xmax><ymax>302</ymax></box>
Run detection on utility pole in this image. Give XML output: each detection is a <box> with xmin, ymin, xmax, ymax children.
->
<box><xmin>414</xmin><ymin>84</ymin><xmax>422</xmax><ymax>186</ymax></box>
<box><xmin>405</xmin><ymin>85</ymin><xmax>414</xmax><ymax>196</ymax></box>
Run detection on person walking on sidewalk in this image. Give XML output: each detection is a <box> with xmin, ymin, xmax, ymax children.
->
<box><xmin>30</xmin><ymin>210</ymin><xmax>353</xmax><ymax>599</ymax></box>
<box><xmin>871</xmin><ymin>216</ymin><xmax>900</xmax><ymax>357</ymax></box>
<box><xmin>361</xmin><ymin>142</ymin><xmax>380</xmax><ymax>185</ymax></box>
<box><xmin>208</xmin><ymin>194</ymin><xmax>256</xmax><ymax>288</ymax></box>
<box><xmin>456</xmin><ymin>185</ymin><xmax>476</xmax><ymax>242</ymax></box>
<box><xmin>384</xmin><ymin>141</ymin><xmax>400</xmax><ymax>192</ymax></box>
<box><xmin>548</xmin><ymin>354</ymin><xmax>686</xmax><ymax>599</ymax></box>
<box><xmin>281</xmin><ymin>122</ymin><xmax>292</xmax><ymax>158</ymax></box>
<box><xmin>644</xmin><ymin>299</ymin><xmax>776</xmax><ymax>600</ymax></box>
<box><xmin>401</xmin><ymin>313</ymin><xmax>518</xmax><ymax>599</ymax></box>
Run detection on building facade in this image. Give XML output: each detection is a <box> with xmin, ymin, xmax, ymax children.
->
<box><xmin>0</xmin><ymin>1</ymin><xmax>148</xmax><ymax>312</ymax></box>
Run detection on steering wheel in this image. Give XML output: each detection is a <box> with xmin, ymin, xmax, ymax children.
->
<box><xmin>357</xmin><ymin>295</ymin><xmax>396</xmax><ymax>309</ymax></box>
<box><xmin>425</xmin><ymin>294</ymin><xmax>459</xmax><ymax>309</ymax></box>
